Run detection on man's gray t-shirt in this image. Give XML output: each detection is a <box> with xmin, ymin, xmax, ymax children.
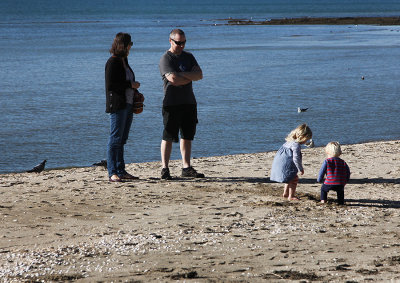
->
<box><xmin>159</xmin><ymin>50</ymin><xmax>199</xmax><ymax>106</ymax></box>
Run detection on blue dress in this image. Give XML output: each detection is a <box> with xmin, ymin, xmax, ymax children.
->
<box><xmin>270</xmin><ymin>141</ymin><xmax>303</xmax><ymax>183</ymax></box>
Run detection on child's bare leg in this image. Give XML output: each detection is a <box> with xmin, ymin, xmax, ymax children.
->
<box><xmin>283</xmin><ymin>184</ymin><xmax>290</xmax><ymax>198</ymax></box>
<box><xmin>288</xmin><ymin>184</ymin><xmax>299</xmax><ymax>200</ymax></box>
<box><xmin>288</xmin><ymin>176</ymin><xmax>300</xmax><ymax>200</ymax></box>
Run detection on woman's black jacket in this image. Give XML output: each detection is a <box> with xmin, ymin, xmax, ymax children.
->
<box><xmin>105</xmin><ymin>56</ymin><xmax>134</xmax><ymax>113</ymax></box>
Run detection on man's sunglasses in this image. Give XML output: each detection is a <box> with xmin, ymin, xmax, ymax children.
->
<box><xmin>171</xmin><ymin>38</ymin><xmax>186</xmax><ymax>46</ymax></box>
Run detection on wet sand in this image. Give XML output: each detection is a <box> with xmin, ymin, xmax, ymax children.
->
<box><xmin>0</xmin><ymin>140</ymin><xmax>399</xmax><ymax>282</ymax></box>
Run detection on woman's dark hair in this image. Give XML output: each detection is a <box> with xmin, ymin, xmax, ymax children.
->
<box><xmin>109</xmin><ymin>32</ymin><xmax>132</xmax><ymax>57</ymax></box>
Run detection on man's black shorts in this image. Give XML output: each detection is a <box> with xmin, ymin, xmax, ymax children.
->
<box><xmin>162</xmin><ymin>104</ymin><xmax>198</xmax><ymax>142</ymax></box>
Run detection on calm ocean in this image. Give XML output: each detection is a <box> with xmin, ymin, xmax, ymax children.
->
<box><xmin>1</xmin><ymin>0</ymin><xmax>399</xmax><ymax>174</ymax></box>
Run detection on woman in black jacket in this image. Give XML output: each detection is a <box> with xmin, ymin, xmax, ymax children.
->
<box><xmin>105</xmin><ymin>32</ymin><xmax>140</xmax><ymax>182</ymax></box>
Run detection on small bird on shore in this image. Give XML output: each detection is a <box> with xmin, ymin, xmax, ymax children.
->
<box><xmin>298</xmin><ymin>107</ymin><xmax>308</xmax><ymax>113</ymax></box>
<box><xmin>27</xmin><ymin>160</ymin><xmax>46</xmax><ymax>173</ymax></box>
<box><xmin>92</xmin><ymin>160</ymin><xmax>107</xmax><ymax>168</ymax></box>
<box><xmin>305</xmin><ymin>139</ymin><xmax>315</xmax><ymax>148</ymax></box>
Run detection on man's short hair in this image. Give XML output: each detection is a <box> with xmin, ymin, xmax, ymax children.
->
<box><xmin>170</xmin><ymin>29</ymin><xmax>185</xmax><ymax>39</ymax></box>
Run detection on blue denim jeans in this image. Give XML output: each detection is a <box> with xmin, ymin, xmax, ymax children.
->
<box><xmin>107</xmin><ymin>104</ymin><xmax>133</xmax><ymax>177</ymax></box>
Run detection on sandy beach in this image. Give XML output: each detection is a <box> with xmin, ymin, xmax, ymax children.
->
<box><xmin>0</xmin><ymin>140</ymin><xmax>399</xmax><ymax>282</ymax></box>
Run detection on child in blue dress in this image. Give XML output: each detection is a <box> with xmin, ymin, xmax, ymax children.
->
<box><xmin>270</xmin><ymin>124</ymin><xmax>313</xmax><ymax>201</ymax></box>
<box><xmin>317</xmin><ymin>141</ymin><xmax>351</xmax><ymax>205</ymax></box>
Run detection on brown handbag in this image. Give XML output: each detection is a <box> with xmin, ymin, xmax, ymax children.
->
<box><xmin>132</xmin><ymin>90</ymin><xmax>145</xmax><ymax>114</ymax></box>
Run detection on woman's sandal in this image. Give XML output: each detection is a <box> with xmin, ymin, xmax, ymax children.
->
<box><xmin>109</xmin><ymin>175</ymin><xmax>123</xmax><ymax>182</ymax></box>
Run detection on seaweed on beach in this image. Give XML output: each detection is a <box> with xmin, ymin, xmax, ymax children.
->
<box><xmin>263</xmin><ymin>270</ymin><xmax>321</xmax><ymax>280</ymax></box>
<box><xmin>169</xmin><ymin>270</ymin><xmax>199</xmax><ymax>280</ymax></box>
<box><xmin>388</xmin><ymin>256</ymin><xmax>400</xmax><ymax>265</ymax></box>
<box><xmin>13</xmin><ymin>274</ymin><xmax>85</xmax><ymax>281</ymax></box>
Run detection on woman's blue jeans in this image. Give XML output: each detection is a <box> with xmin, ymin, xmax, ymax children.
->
<box><xmin>107</xmin><ymin>104</ymin><xmax>133</xmax><ymax>177</ymax></box>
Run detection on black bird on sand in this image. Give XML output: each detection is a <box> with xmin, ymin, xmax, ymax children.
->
<box><xmin>27</xmin><ymin>160</ymin><xmax>47</xmax><ymax>173</ymax></box>
<box><xmin>92</xmin><ymin>160</ymin><xmax>107</xmax><ymax>168</ymax></box>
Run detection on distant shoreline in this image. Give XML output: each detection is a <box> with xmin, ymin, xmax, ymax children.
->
<box><xmin>224</xmin><ymin>16</ymin><xmax>400</xmax><ymax>26</ymax></box>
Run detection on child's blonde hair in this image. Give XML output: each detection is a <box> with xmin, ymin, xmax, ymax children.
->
<box><xmin>325</xmin><ymin>141</ymin><xmax>342</xmax><ymax>157</ymax></box>
<box><xmin>285</xmin><ymin>123</ymin><xmax>312</xmax><ymax>143</ymax></box>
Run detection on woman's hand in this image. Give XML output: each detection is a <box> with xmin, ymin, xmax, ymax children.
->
<box><xmin>132</xmin><ymin>81</ymin><xmax>140</xmax><ymax>89</ymax></box>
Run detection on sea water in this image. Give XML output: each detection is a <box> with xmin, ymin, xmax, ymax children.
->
<box><xmin>0</xmin><ymin>0</ymin><xmax>399</xmax><ymax>173</ymax></box>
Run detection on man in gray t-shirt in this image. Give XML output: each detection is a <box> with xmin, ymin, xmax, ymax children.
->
<box><xmin>158</xmin><ymin>29</ymin><xmax>204</xmax><ymax>180</ymax></box>
<box><xmin>159</xmin><ymin>48</ymin><xmax>199</xmax><ymax>106</ymax></box>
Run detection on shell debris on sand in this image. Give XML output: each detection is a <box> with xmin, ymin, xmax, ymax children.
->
<box><xmin>0</xmin><ymin>140</ymin><xmax>399</xmax><ymax>282</ymax></box>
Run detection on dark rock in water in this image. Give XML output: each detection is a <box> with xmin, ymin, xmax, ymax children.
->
<box><xmin>227</xmin><ymin>16</ymin><xmax>400</xmax><ymax>26</ymax></box>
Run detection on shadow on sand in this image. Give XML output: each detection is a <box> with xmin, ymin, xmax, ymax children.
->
<box><xmin>166</xmin><ymin>176</ymin><xmax>400</xmax><ymax>208</ymax></box>
<box><xmin>180</xmin><ymin>176</ymin><xmax>400</xmax><ymax>185</ymax></box>
<box><xmin>344</xmin><ymin>199</ymin><xmax>400</xmax><ymax>208</ymax></box>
